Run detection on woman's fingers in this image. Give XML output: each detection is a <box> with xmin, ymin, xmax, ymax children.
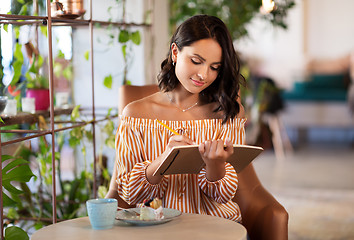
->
<box><xmin>200</xmin><ymin>139</ymin><xmax>233</xmax><ymax>160</ymax></box>
<box><xmin>199</xmin><ymin>142</ymin><xmax>205</xmax><ymax>155</ymax></box>
<box><xmin>224</xmin><ymin>138</ymin><xmax>234</xmax><ymax>154</ymax></box>
<box><xmin>168</xmin><ymin>134</ymin><xmax>195</xmax><ymax>148</ymax></box>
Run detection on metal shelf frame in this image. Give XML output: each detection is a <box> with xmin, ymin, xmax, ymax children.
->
<box><xmin>0</xmin><ymin>1</ymin><xmax>151</xmax><ymax>239</ymax></box>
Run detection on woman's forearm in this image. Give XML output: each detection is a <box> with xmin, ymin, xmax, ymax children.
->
<box><xmin>205</xmin><ymin>162</ymin><xmax>226</xmax><ymax>182</ymax></box>
<box><xmin>145</xmin><ymin>155</ymin><xmax>165</xmax><ymax>184</ymax></box>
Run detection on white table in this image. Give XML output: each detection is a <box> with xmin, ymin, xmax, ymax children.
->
<box><xmin>31</xmin><ymin>213</ymin><xmax>247</xmax><ymax>240</ymax></box>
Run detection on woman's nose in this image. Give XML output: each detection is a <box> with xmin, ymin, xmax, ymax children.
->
<box><xmin>197</xmin><ymin>66</ymin><xmax>208</xmax><ymax>80</ymax></box>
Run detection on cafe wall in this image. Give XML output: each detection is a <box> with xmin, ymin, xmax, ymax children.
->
<box><xmin>235</xmin><ymin>0</ymin><xmax>354</xmax><ymax>89</ymax></box>
<box><xmin>72</xmin><ymin>0</ymin><xmax>147</xmax><ymax>109</ymax></box>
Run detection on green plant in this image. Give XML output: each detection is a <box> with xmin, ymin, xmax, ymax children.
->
<box><xmin>53</xmin><ymin>50</ymin><xmax>73</xmax><ymax>84</ymax></box>
<box><xmin>25</xmin><ymin>53</ymin><xmax>49</xmax><ymax>89</ymax></box>
<box><xmin>169</xmin><ymin>0</ymin><xmax>295</xmax><ymax>40</ymax></box>
<box><xmin>0</xmin><ymin>32</ymin><xmax>4</xmax><ymax>87</ymax></box>
<box><xmin>11</xmin><ymin>0</ymin><xmax>46</xmax><ymax>16</ymax></box>
<box><xmin>2</xmin><ymin>154</ymin><xmax>35</xmax><ymax>240</ymax></box>
<box><xmin>118</xmin><ymin>28</ymin><xmax>141</xmax><ymax>85</ymax></box>
<box><xmin>90</xmin><ymin>0</ymin><xmax>142</xmax><ymax>87</ymax></box>
<box><xmin>4</xmin><ymin>25</ymin><xmax>48</xmax><ymax>92</ymax></box>
<box><xmin>8</xmin><ymin>27</ymin><xmax>25</xmax><ymax>92</ymax></box>
<box><xmin>22</xmin><ymin>39</ymin><xmax>49</xmax><ymax>90</ymax></box>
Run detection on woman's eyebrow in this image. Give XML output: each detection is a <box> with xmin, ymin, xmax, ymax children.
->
<box><xmin>193</xmin><ymin>53</ymin><xmax>221</xmax><ymax>65</ymax></box>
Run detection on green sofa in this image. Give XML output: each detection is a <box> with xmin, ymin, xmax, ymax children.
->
<box><xmin>282</xmin><ymin>73</ymin><xmax>349</xmax><ymax>102</ymax></box>
<box><xmin>280</xmin><ymin>73</ymin><xmax>353</xmax><ymax>144</ymax></box>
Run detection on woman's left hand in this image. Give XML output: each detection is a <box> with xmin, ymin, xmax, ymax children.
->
<box><xmin>198</xmin><ymin>139</ymin><xmax>234</xmax><ymax>181</ymax></box>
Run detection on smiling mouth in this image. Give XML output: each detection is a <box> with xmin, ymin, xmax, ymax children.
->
<box><xmin>191</xmin><ymin>79</ymin><xmax>204</xmax><ymax>86</ymax></box>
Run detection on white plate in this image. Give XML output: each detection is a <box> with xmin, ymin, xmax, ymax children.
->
<box><xmin>116</xmin><ymin>208</ymin><xmax>182</xmax><ymax>226</ymax></box>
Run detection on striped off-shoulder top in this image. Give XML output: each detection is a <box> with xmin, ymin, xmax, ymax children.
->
<box><xmin>115</xmin><ymin>116</ymin><xmax>247</xmax><ymax>222</ymax></box>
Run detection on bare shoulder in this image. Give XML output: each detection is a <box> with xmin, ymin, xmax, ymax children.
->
<box><xmin>121</xmin><ymin>93</ymin><xmax>161</xmax><ymax>118</ymax></box>
<box><xmin>237</xmin><ymin>97</ymin><xmax>245</xmax><ymax>118</ymax></box>
<box><xmin>237</xmin><ymin>103</ymin><xmax>245</xmax><ymax>118</ymax></box>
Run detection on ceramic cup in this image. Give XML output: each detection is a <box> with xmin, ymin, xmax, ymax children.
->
<box><xmin>86</xmin><ymin>198</ymin><xmax>117</xmax><ymax>230</ymax></box>
<box><xmin>3</xmin><ymin>99</ymin><xmax>17</xmax><ymax>116</ymax></box>
<box><xmin>22</xmin><ymin>97</ymin><xmax>35</xmax><ymax>114</ymax></box>
<box><xmin>0</xmin><ymin>96</ymin><xmax>8</xmax><ymax>114</ymax></box>
<box><xmin>55</xmin><ymin>92</ymin><xmax>69</xmax><ymax>108</ymax></box>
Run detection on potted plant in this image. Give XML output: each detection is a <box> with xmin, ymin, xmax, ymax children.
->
<box><xmin>24</xmin><ymin>42</ymin><xmax>50</xmax><ymax>111</ymax></box>
<box><xmin>0</xmin><ymin>34</ymin><xmax>7</xmax><ymax>115</ymax></box>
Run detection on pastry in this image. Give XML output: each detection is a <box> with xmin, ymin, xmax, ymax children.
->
<box><xmin>140</xmin><ymin>197</ymin><xmax>164</xmax><ymax>220</ymax></box>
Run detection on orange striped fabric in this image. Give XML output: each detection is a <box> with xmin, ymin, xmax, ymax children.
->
<box><xmin>115</xmin><ymin>116</ymin><xmax>247</xmax><ymax>222</ymax></box>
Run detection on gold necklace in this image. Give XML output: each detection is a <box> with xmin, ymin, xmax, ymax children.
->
<box><xmin>166</xmin><ymin>93</ymin><xmax>199</xmax><ymax>112</ymax></box>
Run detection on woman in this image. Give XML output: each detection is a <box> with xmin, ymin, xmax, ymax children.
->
<box><xmin>115</xmin><ymin>15</ymin><xmax>245</xmax><ymax>222</ymax></box>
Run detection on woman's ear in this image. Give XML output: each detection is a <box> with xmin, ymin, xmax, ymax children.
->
<box><xmin>171</xmin><ymin>43</ymin><xmax>178</xmax><ymax>62</ymax></box>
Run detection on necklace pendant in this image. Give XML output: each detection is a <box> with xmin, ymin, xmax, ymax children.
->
<box><xmin>166</xmin><ymin>92</ymin><xmax>198</xmax><ymax>112</ymax></box>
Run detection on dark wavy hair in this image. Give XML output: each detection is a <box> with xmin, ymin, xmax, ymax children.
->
<box><xmin>157</xmin><ymin>15</ymin><xmax>244</xmax><ymax>123</ymax></box>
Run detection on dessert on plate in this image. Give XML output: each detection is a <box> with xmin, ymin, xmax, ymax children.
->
<box><xmin>140</xmin><ymin>197</ymin><xmax>164</xmax><ymax>220</ymax></box>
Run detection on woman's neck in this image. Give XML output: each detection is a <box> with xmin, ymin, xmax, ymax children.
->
<box><xmin>167</xmin><ymin>86</ymin><xmax>200</xmax><ymax>108</ymax></box>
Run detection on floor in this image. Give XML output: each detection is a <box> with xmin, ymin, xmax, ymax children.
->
<box><xmin>252</xmin><ymin>130</ymin><xmax>354</xmax><ymax>240</ymax></box>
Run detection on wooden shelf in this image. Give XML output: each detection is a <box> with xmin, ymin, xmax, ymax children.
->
<box><xmin>0</xmin><ymin>13</ymin><xmax>151</xmax><ymax>27</ymax></box>
<box><xmin>0</xmin><ymin>107</ymin><xmax>74</xmax><ymax>127</ymax></box>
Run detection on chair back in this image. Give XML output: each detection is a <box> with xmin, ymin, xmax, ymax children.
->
<box><xmin>118</xmin><ymin>84</ymin><xmax>159</xmax><ymax>114</ymax></box>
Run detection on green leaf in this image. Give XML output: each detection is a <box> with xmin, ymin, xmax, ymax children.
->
<box><xmin>71</xmin><ymin>105</ymin><xmax>81</xmax><ymax>120</ymax></box>
<box><xmin>84</xmin><ymin>130</ymin><xmax>93</xmax><ymax>141</ymax></box>
<box><xmin>122</xmin><ymin>44</ymin><xmax>127</xmax><ymax>60</ymax></box>
<box><xmin>53</xmin><ymin>62</ymin><xmax>63</xmax><ymax>78</ymax></box>
<box><xmin>39</xmin><ymin>158</ymin><xmax>47</xmax><ymax>177</ymax></box>
<box><xmin>37</xmin><ymin>55</ymin><xmax>44</xmax><ymax>69</ymax></box>
<box><xmin>81</xmin><ymin>146</ymin><xmax>86</xmax><ymax>156</ymax></box>
<box><xmin>69</xmin><ymin>137</ymin><xmax>80</xmax><ymax>148</ymax></box>
<box><xmin>57</xmin><ymin>50</ymin><xmax>65</xmax><ymax>59</ymax></box>
<box><xmin>7</xmin><ymin>208</ymin><xmax>20</xmax><ymax>220</ymax></box>
<box><xmin>11</xmin><ymin>43</ymin><xmax>24</xmax><ymax>86</ymax></box>
<box><xmin>98</xmin><ymin>186</ymin><xmax>107</xmax><ymax>199</ymax></box>
<box><xmin>18</xmin><ymin>4</ymin><xmax>28</xmax><ymax>15</ymax></box>
<box><xmin>131</xmin><ymin>31</ymin><xmax>141</xmax><ymax>45</ymax></box>
<box><xmin>70</xmin><ymin>127</ymin><xmax>83</xmax><ymax>141</ymax></box>
<box><xmin>14</xmin><ymin>27</ymin><xmax>20</xmax><ymax>39</ymax></box>
<box><xmin>105</xmin><ymin>136</ymin><xmax>115</xmax><ymax>149</ymax></box>
<box><xmin>84</xmin><ymin>50</ymin><xmax>90</xmax><ymax>61</ymax></box>
<box><xmin>28</xmin><ymin>60</ymin><xmax>37</xmax><ymax>74</ymax></box>
<box><xmin>103</xmin><ymin>120</ymin><xmax>114</xmax><ymax>134</ymax></box>
<box><xmin>103</xmin><ymin>75</ymin><xmax>113</xmax><ymax>89</ymax></box>
<box><xmin>4</xmin><ymin>226</ymin><xmax>29</xmax><ymax>240</ymax></box>
<box><xmin>40</xmin><ymin>26</ymin><xmax>47</xmax><ymax>38</ymax></box>
<box><xmin>2</xmin><ymin>192</ymin><xmax>17</xmax><ymax>206</ymax></box>
<box><xmin>118</xmin><ymin>30</ymin><xmax>129</xmax><ymax>43</ymax></box>
<box><xmin>34</xmin><ymin>222</ymin><xmax>44</xmax><ymax>230</ymax></box>
<box><xmin>1</xmin><ymin>155</ymin><xmax>34</xmax><ymax>207</ymax></box>
<box><xmin>3</xmin><ymin>182</ymin><xmax>23</xmax><ymax>195</ymax></box>
<box><xmin>62</xmin><ymin>66</ymin><xmax>73</xmax><ymax>80</ymax></box>
<box><xmin>2</xmin><ymin>158</ymin><xmax>34</xmax><ymax>183</ymax></box>
<box><xmin>4</xmin><ymin>24</ymin><xmax>8</xmax><ymax>32</ymax></box>
<box><xmin>106</xmin><ymin>107</ymin><xmax>113</xmax><ymax>116</ymax></box>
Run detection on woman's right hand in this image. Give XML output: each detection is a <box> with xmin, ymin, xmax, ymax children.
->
<box><xmin>165</xmin><ymin>134</ymin><xmax>196</xmax><ymax>152</ymax></box>
<box><xmin>145</xmin><ymin>134</ymin><xmax>195</xmax><ymax>184</ymax></box>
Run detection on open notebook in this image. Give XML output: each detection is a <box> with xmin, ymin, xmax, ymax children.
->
<box><xmin>153</xmin><ymin>144</ymin><xmax>264</xmax><ymax>176</ymax></box>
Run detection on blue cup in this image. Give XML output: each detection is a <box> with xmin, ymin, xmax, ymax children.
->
<box><xmin>86</xmin><ymin>198</ymin><xmax>117</xmax><ymax>230</ymax></box>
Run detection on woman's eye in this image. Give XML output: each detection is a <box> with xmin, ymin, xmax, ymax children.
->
<box><xmin>191</xmin><ymin>59</ymin><xmax>201</xmax><ymax>64</ymax></box>
<box><xmin>211</xmin><ymin>66</ymin><xmax>220</xmax><ymax>71</ymax></box>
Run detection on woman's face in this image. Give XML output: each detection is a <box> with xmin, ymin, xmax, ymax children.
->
<box><xmin>172</xmin><ymin>38</ymin><xmax>222</xmax><ymax>94</ymax></box>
